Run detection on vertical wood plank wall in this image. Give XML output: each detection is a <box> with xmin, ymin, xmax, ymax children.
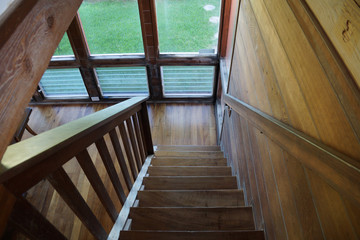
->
<box><xmin>219</xmin><ymin>0</ymin><xmax>360</xmax><ymax>239</ymax></box>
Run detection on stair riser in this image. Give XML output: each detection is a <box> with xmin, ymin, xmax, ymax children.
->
<box><xmin>148</xmin><ymin>166</ymin><xmax>232</xmax><ymax>176</ymax></box>
<box><xmin>129</xmin><ymin>207</ymin><xmax>255</xmax><ymax>230</ymax></box>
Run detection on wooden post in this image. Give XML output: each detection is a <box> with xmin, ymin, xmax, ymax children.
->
<box><xmin>140</xmin><ymin>102</ymin><xmax>154</xmax><ymax>155</ymax></box>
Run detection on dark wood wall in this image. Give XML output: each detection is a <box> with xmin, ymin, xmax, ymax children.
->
<box><xmin>219</xmin><ymin>0</ymin><xmax>360</xmax><ymax>239</ymax></box>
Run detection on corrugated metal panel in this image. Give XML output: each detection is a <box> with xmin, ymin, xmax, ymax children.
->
<box><xmin>39</xmin><ymin>69</ymin><xmax>88</xmax><ymax>98</ymax></box>
<box><xmin>162</xmin><ymin>66</ymin><xmax>214</xmax><ymax>96</ymax></box>
<box><xmin>96</xmin><ymin>67</ymin><xmax>149</xmax><ymax>97</ymax></box>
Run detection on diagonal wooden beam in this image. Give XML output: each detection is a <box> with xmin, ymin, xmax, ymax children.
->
<box><xmin>0</xmin><ymin>0</ymin><xmax>83</xmax><ymax>160</ymax></box>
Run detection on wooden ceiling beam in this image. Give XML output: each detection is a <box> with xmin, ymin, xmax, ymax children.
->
<box><xmin>0</xmin><ymin>0</ymin><xmax>83</xmax><ymax>160</ymax></box>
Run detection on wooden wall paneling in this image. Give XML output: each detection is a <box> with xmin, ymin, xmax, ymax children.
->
<box><xmin>231</xmin><ymin>20</ymin><xmax>259</xmax><ymax>108</ymax></box>
<box><xmin>241</xmin><ymin>0</ymin><xmax>289</xmax><ymax>123</ymax></box>
<box><xmin>0</xmin><ymin>0</ymin><xmax>83</xmax><ymax>160</ymax></box>
<box><xmin>47</xmin><ymin>167</ymin><xmax>108</xmax><ymax>240</ymax></box>
<box><xmin>304</xmin><ymin>0</ymin><xmax>360</xmax><ymax>89</ymax></box>
<box><xmin>239</xmin><ymin>117</ymin><xmax>264</xmax><ymax>230</ymax></box>
<box><xmin>249</xmin><ymin>0</ymin><xmax>318</xmax><ymax>136</ymax></box>
<box><xmin>237</xmin><ymin>4</ymin><xmax>273</xmax><ymax>116</ymax></box>
<box><xmin>287</xmin><ymin>0</ymin><xmax>360</xmax><ymax>145</ymax></box>
<box><xmin>282</xmin><ymin>151</ymin><xmax>324</xmax><ymax>240</ymax></box>
<box><xmin>247</xmin><ymin>125</ymin><xmax>276</xmax><ymax>240</ymax></box>
<box><xmin>261</xmin><ymin>0</ymin><xmax>360</xmax><ymax>159</ymax></box>
<box><xmin>67</xmin><ymin>14</ymin><xmax>101</xmax><ymax>99</ymax></box>
<box><xmin>266</xmin><ymin>139</ymin><xmax>305</xmax><ymax>240</ymax></box>
<box><xmin>305</xmin><ymin>168</ymin><xmax>358</xmax><ymax>239</ymax></box>
<box><xmin>343</xmin><ymin>197</ymin><xmax>360</xmax><ymax>238</ymax></box>
<box><xmin>253</xmin><ymin>129</ymin><xmax>287</xmax><ymax>240</ymax></box>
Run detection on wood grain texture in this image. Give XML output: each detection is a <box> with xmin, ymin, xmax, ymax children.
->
<box><xmin>137</xmin><ymin>190</ymin><xmax>245</xmax><ymax>207</ymax></box>
<box><xmin>120</xmin><ymin>230</ymin><xmax>265</xmax><ymax>240</ymax></box>
<box><xmin>0</xmin><ymin>0</ymin><xmax>82</xmax><ymax>160</ymax></box>
<box><xmin>304</xmin><ymin>0</ymin><xmax>360</xmax><ymax>88</ymax></box>
<box><xmin>129</xmin><ymin>207</ymin><xmax>255</xmax><ymax>230</ymax></box>
<box><xmin>147</xmin><ymin>166</ymin><xmax>232</xmax><ymax>176</ymax></box>
<box><xmin>143</xmin><ymin>176</ymin><xmax>238</xmax><ymax>190</ymax></box>
<box><xmin>151</xmin><ymin>157</ymin><xmax>227</xmax><ymax>166</ymax></box>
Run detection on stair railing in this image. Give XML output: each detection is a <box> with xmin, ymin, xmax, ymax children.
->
<box><xmin>0</xmin><ymin>97</ymin><xmax>153</xmax><ymax>240</ymax></box>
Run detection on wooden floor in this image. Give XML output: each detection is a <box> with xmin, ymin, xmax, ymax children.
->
<box><xmin>15</xmin><ymin>103</ymin><xmax>217</xmax><ymax>239</ymax></box>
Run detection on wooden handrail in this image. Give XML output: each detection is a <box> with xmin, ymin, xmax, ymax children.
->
<box><xmin>224</xmin><ymin>93</ymin><xmax>360</xmax><ymax>205</ymax></box>
<box><xmin>0</xmin><ymin>97</ymin><xmax>154</xmax><ymax>239</ymax></box>
<box><xmin>0</xmin><ymin>97</ymin><xmax>146</xmax><ymax>182</ymax></box>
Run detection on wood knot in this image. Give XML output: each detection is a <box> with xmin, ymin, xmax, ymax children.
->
<box><xmin>342</xmin><ymin>20</ymin><xmax>353</xmax><ymax>42</ymax></box>
<box><xmin>47</xmin><ymin>16</ymin><xmax>54</xmax><ymax>28</ymax></box>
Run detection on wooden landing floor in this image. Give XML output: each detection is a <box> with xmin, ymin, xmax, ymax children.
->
<box><xmin>15</xmin><ymin>103</ymin><xmax>217</xmax><ymax>239</ymax></box>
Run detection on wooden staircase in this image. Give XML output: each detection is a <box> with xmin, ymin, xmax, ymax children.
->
<box><xmin>120</xmin><ymin>146</ymin><xmax>265</xmax><ymax>239</ymax></box>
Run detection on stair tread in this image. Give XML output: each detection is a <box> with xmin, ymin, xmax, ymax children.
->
<box><xmin>143</xmin><ymin>176</ymin><xmax>238</xmax><ymax>190</ymax></box>
<box><xmin>129</xmin><ymin>207</ymin><xmax>255</xmax><ymax>230</ymax></box>
<box><xmin>154</xmin><ymin>150</ymin><xmax>224</xmax><ymax>158</ymax></box>
<box><xmin>137</xmin><ymin>190</ymin><xmax>244</xmax><ymax>207</ymax></box>
<box><xmin>156</xmin><ymin>145</ymin><xmax>221</xmax><ymax>151</ymax></box>
<box><xmin>120</xmin><ymin>230</ymin><xmax>265</xmax><ymax>240</ymax></box>
<box><xmin>147</xmin><ymin>166</ymin><xmax>232</xmax><ymax>176</ymax></box>
<box><xmin>151</xmin><ymin>158</ymin><xmax>227</xmax><ymax>166</ymax></box>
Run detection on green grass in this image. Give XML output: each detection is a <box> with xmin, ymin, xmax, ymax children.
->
<box><xmin>54</xmin><ymin>0</ymin><xmax>221</xmax><ymax>55</ymax></box>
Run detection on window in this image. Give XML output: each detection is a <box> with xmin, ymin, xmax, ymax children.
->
<box><xmin>96</xmin><ymin>67</ymin><xmax>149</xmax><ymax>97</ymax></box>
<box><xmin>53</xmin><ymin>33</ymin><xmax>74</xmax><ymax>56</ymax></box>
<box><xmin>78</xmin><ymin>0</ymin><xmax>144</xmax><ymax>54</ymax></box>
<box><xmin>39</xmin><ymin>69</ymin><xmax>88</xmax><ymax>98</ymax></box>
<box><xmin>161</xmin><ymin>66</ymin><xmax>215</xmax><ymax>97</ymax></box>
<box><xmin>156</xmin><ymin>0</ymin><xmax>221</xmax><ymax>54</ymax></box>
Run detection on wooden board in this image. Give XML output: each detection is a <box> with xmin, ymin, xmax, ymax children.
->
<box><xmin>156</xmin><ymin>145</ymin><xmax>221</xmax><ymax>151</ymax></box>
<box><xmin>120</xmin><ymin>230</ymin><xmax>265</xmax><ymax>240</ymax></box>
<box><xmin>147</xmin><ymin>166</ymin><xmax>232</xmax><ymax>176</ymax></box>
<box><xmin>137</xmin><ymin>190</ymin><xmax>244</xmax><ymax>207</ymax></box>
<box><xmin>151</xmin><ymin>157</ymin><xmax>227</xmax><ymax>166</ymax></box>
<box><xmin>154</xmin><ymin>151</ymin><xmax>224</xmax><ymax>158</ymax></box>
<box><xmin>129</xmin><ymin>207</ymin><xmax>255</xmax><ymax>230</ymax></box>
<box><xmin>143</xmin><ymin>176</ymin><xmax>238</xmax><ymax>190</ymax></box>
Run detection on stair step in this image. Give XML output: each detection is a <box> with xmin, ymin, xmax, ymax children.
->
<box><xmin>143</xmin><ymin>176</ymin><xmax>238</xmax><ymax>190</ymax></box>
<box><xmin>154</xmin><ymin>151</ymin><xmax>224</xmax><ymax>158</ymax></box>
<box><xmin>120</xmin><ymin>230</ymin><xmax>265</xmax><ymax>240</ymax></box>
<box><xmin>137</xmin><ymin>190</ymin><xmax>244</xmax><ymax>207</ymax></box>
<box><xmin>129</xmin><ymin>207</ymin><xmax>255</xmax><ymax>230</ymax></box>
<box><xmin>156</xmin><ymin>145</ymin><xmax>221</xmax><ymax>151</ymax></box>
<box><xmin>151</xmin><ymin>157</ymin><xmax>227</xmax><ymax>166</ymax></box>
<box><xmin>147</xmin><ymin>166</ymin><xmax>232</xmax><ymax>176</ymax></box>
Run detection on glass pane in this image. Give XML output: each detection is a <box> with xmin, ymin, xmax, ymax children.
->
<box><xmin>78</xmin><ymin>0</ymin><xmax>144</xmax><ymax>54</ymax></box>
<box><xmin>96</xmin><ymin>67</ymin><xmax>149</xmax><ymax>97</ymax></box>
<box><xmin>156</xmin><ymin>0</ymin><xmax>221</xmax><ymax>53</ymax></box>
<box><xmin>53</xmin><ymin>33</ymin><xmax>74</xmax><ymax>56</ymax></box>
<box><xmin>162</xmin><ymin>66</ymin><xmax>214</xmax><ymax>97</ymax></box>
<box><xmin>39</xmin><ymin>69</ymin><xmax>88</xmax><ymax>98</ymax></box>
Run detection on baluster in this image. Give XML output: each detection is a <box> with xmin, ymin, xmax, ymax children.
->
<box><xmin>109</xmin><ymin>129</ymin><xmax>133</xmax><ymax>190</ymax></box>
<box><xmin>126</xmin><ymin>117</ymin><xmax>142</xmax><ymax>170</ymax></box>
<box><xmin>76</xmin><ymin>150</ymin><xmax>117</xmax><ymax>223</ymax></box>
<box><xmin>137</xmin><ymin>111</ymin><xmax>148</xmax><ymax>156</ymax></box>
<box><xmin>8</xmin><ymin>196</ymin><xmax>66</xmax><ymax>240</ymax></box>
<box><xmin>0</xmin><ymin>185</ymin><xmax>16</xmax><ymax>238</ymax></box>
<box><xmin>140</xmin><ymin>102</ymin><xmax>154</xmax><ymax>155</ymax></box>
<box><xmin>47</xmin><ymin>167</ymin><xmax>107</xmax><ymax>240</ymax></box>
<box><xmin>133</xmin><ymin>113</ymin><xmax>146</xmax><ymax>163</ymax></box>
<box><xmin>95</xmin><ymin>138</ymin><xmax>127</xmax><ymax>205</ymax></box>
<box><xmin>118</xmin><ymin>122</ymin><xmax>138</xmax><ymax>179</ymax></box>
